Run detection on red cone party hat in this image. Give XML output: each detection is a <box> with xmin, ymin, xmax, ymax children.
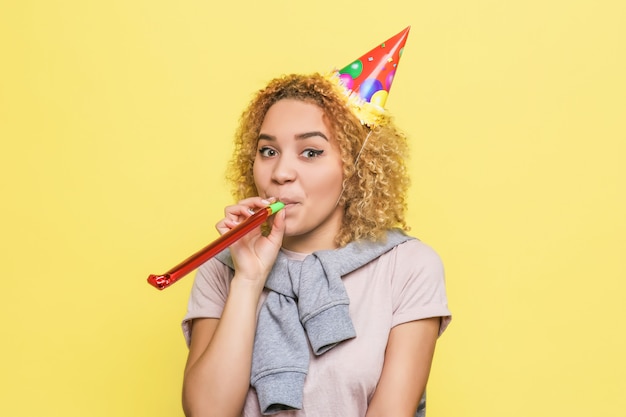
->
<box><xmin>337</xmin><ymin>26</ymin><xmax>410</xmax><ymax>111</ymax></box>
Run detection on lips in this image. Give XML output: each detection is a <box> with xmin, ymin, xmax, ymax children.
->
<box><xmin>275</xmin><ymin>197</ymin><xmax>299</xmax><ymax>210</ymax></box>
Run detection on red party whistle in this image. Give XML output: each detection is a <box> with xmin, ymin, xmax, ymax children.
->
<box><xmin>147</xmin><ymin>201</ymin><xmax>285</xmax><ymax>290</ymax></box>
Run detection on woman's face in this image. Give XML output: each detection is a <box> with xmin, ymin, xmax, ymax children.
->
<box><xmin>253</xmin><ymin>99</ymin><xmax>345</xmax><ymax>251</ymax></box>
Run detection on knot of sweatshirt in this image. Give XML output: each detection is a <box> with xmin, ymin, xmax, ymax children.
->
<box><xmin>215</xmin><ymin>229</ymin><xmax>413</xmax><ymax>415</ymax></box>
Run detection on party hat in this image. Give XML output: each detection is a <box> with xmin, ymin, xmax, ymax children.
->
<box><xmin>334</xmin><ymin>26</ymin><xmax>410</xmax><ymax>127</ymax></box>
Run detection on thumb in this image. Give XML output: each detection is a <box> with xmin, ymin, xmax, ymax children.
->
<box><xmin>267</xmin><ymin>209</ymin><xmax>286</xmax><ymax>243</ymax></box>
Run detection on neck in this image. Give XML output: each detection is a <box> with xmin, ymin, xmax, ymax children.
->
<box><xmin>282</xmin><ymin>231</ymin><xmax>338</xmax><ymax>253</ymax></box>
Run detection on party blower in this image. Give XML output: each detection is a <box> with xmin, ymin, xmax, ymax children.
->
<box><xmin>147</xmin><ymin>201</ymin><xmax>285</xmax><ymax>290</ymax></box>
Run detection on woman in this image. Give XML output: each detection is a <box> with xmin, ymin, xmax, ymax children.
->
<box><xmin>180</xmin><ymin>71</ymin><xmax>451</xmax><ymax>417</ymax></box>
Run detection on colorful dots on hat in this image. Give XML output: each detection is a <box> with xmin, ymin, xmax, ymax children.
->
<box><xmin>337</xmin><ymin>26</ymin><xmax>410</xmax><ymax>109</ymax></box>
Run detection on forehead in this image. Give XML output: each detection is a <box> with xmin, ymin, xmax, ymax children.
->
<box><xmin>260</xmin><ymin>99</ymin><xmax>329</xmax><ymax>132</ymax></box>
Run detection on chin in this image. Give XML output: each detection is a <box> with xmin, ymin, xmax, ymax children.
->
<box><xmin>281</xmin><ymin>222</ymin><xmax>317</xmax><ymax>239</ymax></box>
<box><xmin>282</xmin><ymin>226</ymin><xmax>303</xmax><ymax>238</ymax></box>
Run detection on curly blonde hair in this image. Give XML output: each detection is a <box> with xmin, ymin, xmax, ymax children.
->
<box><xmin>226</xmin><ymin>73</ymin><xmax>411</xmax><ymax>247</ymax></box>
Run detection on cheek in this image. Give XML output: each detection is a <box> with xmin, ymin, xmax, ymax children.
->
<box><xmin>314</xmin><ymin>167</ymin><xmax>344</xmax><ymax>194</ymax></box>
<box><xmin>252</xmin><ymin>161</ymin><xmax>264</xmax><ymax>191</ymax></box>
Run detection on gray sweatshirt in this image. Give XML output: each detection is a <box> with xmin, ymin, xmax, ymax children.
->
<box><xmin>216</xmin><ymin>229</ymin><xmax>413</xmax><ymax>415</ymax></box>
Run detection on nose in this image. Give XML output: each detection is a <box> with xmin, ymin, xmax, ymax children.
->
<box><xmin>271</xmin><ymin>154</ymin><xmax>297</xmax><ymax>184</ymax></box>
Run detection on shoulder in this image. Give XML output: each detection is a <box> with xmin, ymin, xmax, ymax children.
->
<box><xmin>182</xmin><ymin>257</ymin><xmax>234</xmax><ymax>346</ymax></box>
<box><xmin>384</xmin><ymin>238</ymin><xmax>451</xmax><ymax>331</ymax></box>
<box><xmin>379</xmin><ymin>237</ymin><xmax>447</xmax><ymax>302</ymax></box>
<box><xmin>192</xmin><ymin>257</ymin><xmax>234</xmax><ymax>297</ymax></box>
<box><xmin>382</xmin><ymin>237</ymin><xmax>444</xmax><ymax>274</ymax></box>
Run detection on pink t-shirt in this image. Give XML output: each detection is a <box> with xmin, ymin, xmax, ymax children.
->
<box><xmin>182</xmin><ymin>239</ymin><xmax>451</xmax><ymax>417</ymax></box>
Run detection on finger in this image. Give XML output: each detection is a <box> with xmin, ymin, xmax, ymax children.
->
<box><xmin>215</xmin><ymin>220</ymin><xmax>232</xmax><ymax>235</ymax></box>
<box><xmin>222</xmin><ymin>205</ymin><xmax>244</xmax><ymax>224</ymax></box>
<box><xmin>217</xmin><ymin>205</ymin><xmax>248</xmax><ymax>234</ymax></box>
<box><xmin>223</xmin><ymin>203</ymin><xmax>258</xmax><ymax>224</ymax></box>
<box><xmin>236</xmin><ymin>196</ymin><xmax>277</xmax><ymax>212</ymax></box>
<box><xmin>219</xmin><ymin>197</ymin><xmax>277</xmax><ymax>234</ymax></box>
<box><xmin>266</xmin><ymin>208</ymin><xmax>286</xmax><ymax>244</ymax></box>
<box><xmin>223</xmin><ymin>219</ymin><xmax>241</xmax><ymax>229</ymax></box>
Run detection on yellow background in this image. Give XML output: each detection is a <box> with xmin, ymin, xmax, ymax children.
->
<box><xmin>1</xmin><ymin>1</ymin><xmax>624</xmax><ymax>416</ymax></box>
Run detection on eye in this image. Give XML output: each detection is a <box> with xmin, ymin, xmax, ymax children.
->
<box><xmin>301</xmin><ymin>149</ymin><xmax>324</xmax><ymax>159</ymax></box>
<box><xmin>259</xmin><ymin>147</ymin><xmax>277</xmax><ymax>158</ymax></box>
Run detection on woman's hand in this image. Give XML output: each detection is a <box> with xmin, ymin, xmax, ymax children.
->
<box><xmin>184</xmin><ymin>198</ymin><xmax>285</xmax><ymax>417</ymax></box>
<box><xmin>215</xmin><ymin>197</ymin><xmax>285</xmax><ymax>285</ymax></box>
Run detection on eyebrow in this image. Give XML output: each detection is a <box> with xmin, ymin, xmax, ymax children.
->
<box><xmin>258</xmin><ymin>131</ymin><xmax>329</xmax><ymax>141</ymax></box>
